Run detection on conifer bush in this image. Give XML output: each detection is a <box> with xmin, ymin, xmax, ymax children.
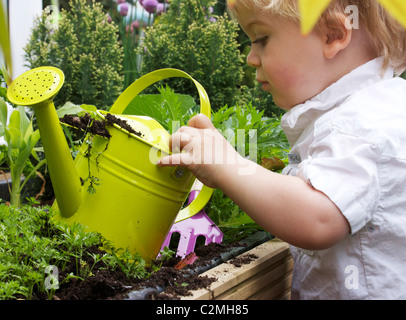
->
<box><xmin>138</xmin><ymin>0</ymin><xmax>244</xmax><ymax>111</ymax></box>
<box><xmin>24</xmin><ymin>0</ymin><xmax>124</xmax><ymax>109</ymax></box>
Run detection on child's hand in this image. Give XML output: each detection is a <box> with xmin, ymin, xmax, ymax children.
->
<box><xmin>157</xmin><ymin>114</ymin><xmax>243</xmax><ymax>188</ymax></box>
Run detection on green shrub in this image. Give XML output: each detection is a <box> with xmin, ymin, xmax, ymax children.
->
<box><xmin>138</xmin><ymin>0</ymin><xmax>244</xmax><ymax>111</ymax></box>
<box><xmin>24</xmin><ymin>0</ymin><xmax>124</xmax><ymax>110</ymax></box>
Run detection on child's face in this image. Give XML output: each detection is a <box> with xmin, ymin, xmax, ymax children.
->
<box><xmin>237</xmin><ymin>9</ymin><xmax>331</xmax><ymax>110</ymax></box>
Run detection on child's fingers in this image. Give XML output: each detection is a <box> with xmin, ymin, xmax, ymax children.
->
<box><xmin>187</xmin><ymin>114</ymin><xmax>215</xmax><ymax>130</ymax></box>
<box><xmin>169</xmin><ymin>130</ymin><xmax>191</xmax><ymax>152</ymax></box>
<box><xmin>157</xmin><ymin>153</ymin><xmax>193</xmax><ymax>167</ymax></box>
<box><xmin>169</xmin><ymin>126</ymin><xmax>203</xmax><ymax>152</ymax></box>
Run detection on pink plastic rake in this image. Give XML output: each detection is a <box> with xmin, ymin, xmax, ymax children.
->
<box><xmin>160</xmin><ymin>182</ymin><xmax>223</xmax><ymax>258</ymax></box>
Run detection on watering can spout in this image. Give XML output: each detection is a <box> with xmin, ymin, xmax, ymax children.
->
<box><xmin>6</xmin><ymin>67</ymin><xmax>83</xmax><ymax>218</ymax></box>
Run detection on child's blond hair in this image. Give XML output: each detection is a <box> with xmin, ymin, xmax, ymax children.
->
<box><xmin>230</xmin><ymin>0</ymin><xmax>406</xmax><ymax>74</ymax></box>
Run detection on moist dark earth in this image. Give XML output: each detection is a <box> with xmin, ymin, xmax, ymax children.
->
<box><xmin>31</xmin><ymin>242</ymin><xmax>255</xmax><ymax>300</ymax></box>
<box><xmin>60</xmin><ymin>112</ymin><xmax>143</xmax><ymax>138</ymax></box>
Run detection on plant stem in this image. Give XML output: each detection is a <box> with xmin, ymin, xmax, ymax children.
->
<box><xmin>10</xmin><ymin>170</ymin><xmax>22</xmax><ymax>207</ymax></box>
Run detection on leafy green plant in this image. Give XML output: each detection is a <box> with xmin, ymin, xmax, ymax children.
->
<box><xmin>0</xmin><ymin>203</ymin><xmax>159</xmax><ymax>300</ymax></box>
<box><xmin>107</xmin><ymin>0</ymin><xmax>164</xmax><ymax>88</ymax></box>
<box><xmin>0</xmin><ymin>70</ymin><xmax>9</xmax><ymax>102</ymax></box>
<box><xmin>123</xmin><ymin>84</ymin><xmax>198</xmax><ymax>133</ymax></box>
<box><xmin>212</xmin><ymin>102</ymin><xmax>289</xmax><ymax>163</ymax></box>
<box><xmin>206</xmin><ymin>103</ymin><xmax>289</xmax><ymax>242</ymax></box>
<box><xmin>24</xmin><ymin>0</ymin><xmax>124</xmax><ymax>110</ymax></box>
<box><xmin>0</xmin><ymin>99</ymin><xmax>45</xmax><ymax>207</ymax></box>
<box><xmin>138</xmin><ymin>0</ymin><xmax>244</xmax><ymax>111</ymax></box>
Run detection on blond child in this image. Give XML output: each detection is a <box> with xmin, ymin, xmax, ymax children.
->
<box><xmin>158</xmin><ymin>0</ymin><xmax>406</xmax><ymax>299</ymax></box>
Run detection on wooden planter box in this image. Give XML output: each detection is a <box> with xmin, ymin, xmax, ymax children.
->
<box><xmin>181</xmin><ymin>239</ymin><xmax>293</xmax><ymax>300</ymax></box>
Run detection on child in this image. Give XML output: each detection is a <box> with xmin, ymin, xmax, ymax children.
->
<box><xmin>158</xmin><ymin>0</ymin><xmax>406</xmax><ymax>299</ymax></box>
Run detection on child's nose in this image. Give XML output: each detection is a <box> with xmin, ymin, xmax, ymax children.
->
<box><xmin>247</xmin><ymin>48</ymin><xmax>261</xmax><ymax>68</ymax></box>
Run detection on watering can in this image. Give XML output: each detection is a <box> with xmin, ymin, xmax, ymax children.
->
<box><xmin>6</xmin><ymin>66</ymin><xmax>213</xmax><ymax>263</ymax></box>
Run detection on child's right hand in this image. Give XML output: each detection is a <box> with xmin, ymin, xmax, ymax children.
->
<box><xmin>157</xmin><ymin>114</ymin><xmax>245</xmax><ymax>188</ymax></box>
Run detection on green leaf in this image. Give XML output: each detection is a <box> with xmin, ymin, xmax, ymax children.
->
<box><xmin>123</xmin><ymin>85</ymin><xmax>197</xmax><ymax>132</ymax></box>
<box><xmin>17</xmin><ymin>106</ymin><xmax>31</xmax><ymax>138</ymax></box>
<box><xmin>5</xmin><ymin>128</ymin><xmax>24</xmax><ymax>150</ymax></box>
<box><xmin>9</xmin><ymin>109</ymin><xmax>20</xmax><ymax>132</ymax></box>
<box><xmin>0</xmin><ymin>97</ymin><xmax>8</xmax><ymax>127</ymax></box>
<box><xmin>56</xmin><ymin>102</ymin><xmax>97</xmax><ymax>118</ymax></box>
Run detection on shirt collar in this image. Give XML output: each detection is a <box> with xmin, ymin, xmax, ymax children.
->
<box><xmin>281</xmin><ymin>58</ymin><xmax>395</xmax><ymax>146</ymax></box>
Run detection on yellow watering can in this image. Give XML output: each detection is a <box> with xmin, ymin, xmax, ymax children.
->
<box><xmin>6</xmin><ymin>66</ymin><xmax>213</xmax><ymax>263</ymax></box>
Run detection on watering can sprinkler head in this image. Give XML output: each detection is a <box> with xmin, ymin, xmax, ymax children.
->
<box><xmin>7</xmin><ymin>66</ymin><xmax>64</xmax><ymax>106</ymax></box>
<box><xmin>7</xmin><ymin>66</ymin><xmax>83</xmax><ymax>218</ymax></box>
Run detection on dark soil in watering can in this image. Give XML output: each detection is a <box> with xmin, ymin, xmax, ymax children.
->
<box><xmin>60</xmin><ymin>113</ymin><xmax>143</xmax><ymax>138</ymax></box>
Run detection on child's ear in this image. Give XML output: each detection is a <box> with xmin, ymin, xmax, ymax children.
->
<box><xmin>322</xmin><ymin>13</ymin><xmax>352</xmax><ymax>59</ymax></box>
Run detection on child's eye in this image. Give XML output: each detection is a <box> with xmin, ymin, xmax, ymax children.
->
<box><xmin>252</xmin><ymin>36</ymin><xmax>268</xmax><ymax>46</ymax></box>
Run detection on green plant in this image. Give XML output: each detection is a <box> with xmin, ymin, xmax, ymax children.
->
<box><xmin>123</xmin><ymin>84</ymin><xmax>198</xmax><ymax>133</ymax></box>
<box><xmin>0</xmin><ymin>70</ymin><xmax>10</xmax><ymax>102</ymax></box>
<box><xmin>205</xmin><ymin>103</ymin><xmax>289</xmax><ymax>242</ymax></box>
<box><xmin>138</xmin><ymin>0</ymin><xmax>244</xmax><ymax>111</ymax></box>
<box><xmin>0</xmin><ymin>203</ymin><xmax>157</xmax><ymax>300</ymax></box>
<box><xmin>24</xmin><ymin>0</ymin><xmax>124</xmax><ymax>110</ymax></box>
<box><xmin>0</xmin><ymin>99</ymin><xmax>45</xmax><ymax>207</ymax></box>
<box><xmin>108</xmin><ymin>0</ymin><xmax>164</xmax><ymax>88</ymax></box>
<box><xmin>212</xmin><ymin>102</ymin><xmax>289</xmax><ymax>163</ymax></box>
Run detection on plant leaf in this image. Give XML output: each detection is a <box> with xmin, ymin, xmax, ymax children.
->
<box><xmin>123</xmin><ymin>85</ymin><xmax>197</xmax><ymax>132</ymax></box>
<box><xmin>0</xmin><ymin>97</ymin><xmax>8</xmax><ymax>127</ymax></box>
<box><xmin>5</xmin><ymin>127</ymin><xmax>24</xmax><ymax>151</ymax></box>
<box><xmin>17</xmin><ymin>106</ymin><xmax>31</xmax><ymax>139</ymax></box>
<box><xmin>56</xmin><ymin>102</ymin><xmax>98</xmax><ymax>118</ymax></box>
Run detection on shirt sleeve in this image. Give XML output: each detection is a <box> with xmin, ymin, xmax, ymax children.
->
<box><xmin>296</xmin><ymin>130</ymin><xmax>380</xmax><ymax>234</ymax></box>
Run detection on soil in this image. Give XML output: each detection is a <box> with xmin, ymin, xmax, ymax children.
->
<box><xmin>228</xmin><ymin>254</ymin><xmax>258</xmax><ymax>268</ymax></box>
<box><xmin>60</xmin><ymin>112</ymin><xmax>143</xmax><ymax>139</ymax></box>
<box><xmin>31</xmin><ymin>242</ymin><xmax>247</xmax><ymax>300</ymax></box>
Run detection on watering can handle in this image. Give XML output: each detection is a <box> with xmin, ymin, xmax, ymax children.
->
<box><xmin>109</xmin><ymin>68</ymin><xmax>213</xmax><ymax>223</ymax></box>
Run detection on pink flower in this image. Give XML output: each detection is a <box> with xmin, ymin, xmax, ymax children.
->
<box><xmin>116</xmin><ymin>0</ymin><xmax>126</xmax><ymax>4</ymax></box>
<box><xmin>118</xmin><ymin>3</ymin><xmax>129</xmax><ymax>16</ymax></box>
<box><xmin>130</xmin><ymin>20</ymin><xmax>140</xmax><ymax>32</ymax></box>
<box><xmin>142</xmin><ymin>0</ymin><xmax>159</xmax><ymax>14</ymax></box>
<box><xmin>156</xmin><ymin>3</ymin><xmax>167</xmax><ymax>15</ymax></box>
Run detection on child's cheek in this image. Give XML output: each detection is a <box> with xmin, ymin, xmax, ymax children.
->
<box><xmin>272</xmin><ymin>64</ymin><xmax>301</xmax><ymax>89</ymax></box>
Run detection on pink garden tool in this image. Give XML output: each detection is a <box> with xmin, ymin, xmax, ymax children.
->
<box><xmin>161</xmin><ymin>181</ymin><xmax>223</xmax><ymax>258</ymax></box>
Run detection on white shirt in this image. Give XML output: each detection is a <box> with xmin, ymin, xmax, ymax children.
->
<box><xmin>281</xmin><ymin>58</ymin><xmax>406</xmax><ymax>299</ymax></box>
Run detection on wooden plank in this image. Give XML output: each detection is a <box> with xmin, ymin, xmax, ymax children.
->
<box><xmin>247</xmin><ymin>273</ymin><xmax>293</xmax><ymax>300</ymax></box>
<box><xmin>181</xmin><ymin>239</ymin><xmax>293</xmax><ymax>300</ymax></box>
<box><xmin>217</xmin><ymin>255</ymin><xmax>293</xmax><ymax>300</ymax></box>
